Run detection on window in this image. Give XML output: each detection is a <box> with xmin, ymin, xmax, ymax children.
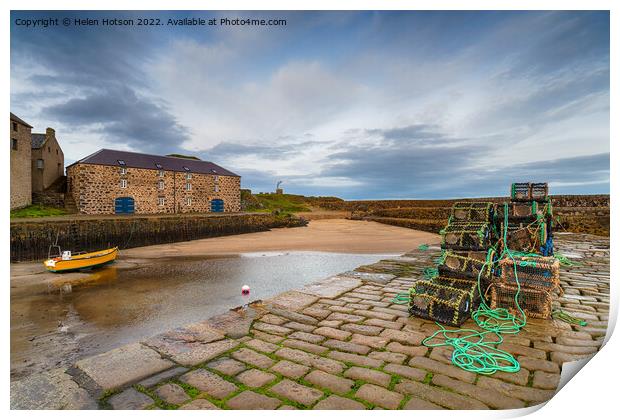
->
<box><xmin>48</xmin><ymin>146</ymin><xmax>51</xmax><ymax>153</ymax></box>
<box><xmin>214</xmin><ymin>175</ymin><xmax>219</xmax><ymax>183</ymax></box>
<box><xmin>117</xmin><ymin>160</ymin><xmax>126</xmax><ymax>166</ymax></box>
<box><xmin>158</xmin><ymin>180</ymin><xmax>164</xmax><ymax>190</ymax></box>
<box><xmin>12</xmin><ymin>122</ymin><xmax>17</xmax><ymax>131</ymax></box>
<box><xmin>120</xmin><ymin>179</ymin><xmax>127</xmax><ymax>188</ymax></box>
<box><xmin>158</xmin><ymin>170</ymin><xmax>165</xmax><ymax>177</ymax></box>
<box><xmin>214</xmin><ymin>185</ymin><xmax>219</xmax><ymax>193</ymax></box>
<box><xmin>56</xmin><ymin>149</ymin><xmax>58</xmax><ymax>155</ymax></box>
<box><xmin>186</xmin><ymin>172</ymin><xmax>192</xmax><ymax>180</ymax></box>
<box><xmin>11</xmin><ymin>138</ymin><xmax>18</xmax><ymax>150</ymax></box>
<box><xmin>158</xmin><ymin>197</ymin><xmax>165</xmax><ymax>206</ymax></box>
<box><xmin>185</xmin><ymin>197</ymin><xmax>192</xmax><ymax>206</ymax></box>
<box><xmin>185</xmin><ymin>183</ymin><xmax>192</xmax><ymax>191</ymax></box>
<box><xmin>36</xmin><ymin>159</ymin><xmax>44</xmax><ymax>169</ymax></box>
<box><xmin>155</xmin><ymin>163</ymin><xmax>163</xmax><ymax>169</ymax></box>
<box><xmin>183</xmin><ymin>166</ymin><xmax>190</xmax><ymax>171</ymax></box>
<box><xmin>120</xmin><ymin>167</ymin><xmax>127</xmax><ymax>175</ymax></box>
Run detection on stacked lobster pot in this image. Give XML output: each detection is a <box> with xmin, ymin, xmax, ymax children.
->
<box><xmin>409</xmin><ymin>202</ymin><xmax>496</xmax><ymax>327</ymax></box>
<box><xmin>487</xmin><ymin>255</ymin><xmax>560</xmax><ymax>319</ymax></box>
<box><xmin>498</xmin><ymin>182</ymin><xmax>554</xmax><ymax>256</ymax></box>
<box><xmin>486</xmin><ymin>182</ymin><xmax>560</xmax><ymax>319</ymax></box>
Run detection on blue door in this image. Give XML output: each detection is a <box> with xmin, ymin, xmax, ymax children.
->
<box><xmin>115</xmin><ymin>197</ymin><xmax>135</xmax><ymax>214</ymax></box>
<box><xmin>211</xmin><ymin>199</ymin><xmax>224</xmax><ymax>212</ymax></box>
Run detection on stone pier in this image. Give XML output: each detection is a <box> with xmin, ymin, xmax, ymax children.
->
<box><xmin>10</xmin><ymin>232</ymin><xmax>609</xmax><ymax>410</ymax></box>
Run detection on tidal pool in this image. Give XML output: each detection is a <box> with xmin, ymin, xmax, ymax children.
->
<box><xmin>11</xmin><ymin>251</ymin><xmax>394</xmax><ymax>380</ymax></box>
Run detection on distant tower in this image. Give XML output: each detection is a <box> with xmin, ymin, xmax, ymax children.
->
<box><xmin>275</xmin><ymin>180</ymin><xmax>283</xmax><ymax>195</ymax></box>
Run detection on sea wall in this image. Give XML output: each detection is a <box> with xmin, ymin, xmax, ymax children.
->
<box><xmin>10</xmin><ymin>213</ymin><xmax>306</xmax><ymax>262</ymax></box>
<box><xmin>346</xmin><ymin>195</ymin><xmax>609</xmax><ymax>237</ymax></box>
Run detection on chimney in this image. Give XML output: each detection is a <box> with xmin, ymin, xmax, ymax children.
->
<box><xmin>46</xmin><ymin>127</ymin><xmax>55</xmax><ymax>139</ymax></box>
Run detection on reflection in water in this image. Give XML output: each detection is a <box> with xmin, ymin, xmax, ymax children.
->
<box><xmin>11</xmin><ymin>251</ymin><xmax>392</xmax><ymax>380</ymax></box>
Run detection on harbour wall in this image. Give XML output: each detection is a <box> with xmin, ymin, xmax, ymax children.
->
<box><xmin>10</xmin><ymin>213</ymin><xmax>306</xmax><ymax>262</ymax></box>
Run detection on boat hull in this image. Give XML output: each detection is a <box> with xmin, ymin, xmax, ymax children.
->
<box><xmin>44</xmin><ymin>247</ymin><xmax>119</xmax><ymax>273</ymax></box>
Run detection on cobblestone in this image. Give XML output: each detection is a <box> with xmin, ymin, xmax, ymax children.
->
<box><xmin>226</xmin><ymin>391</ymin><xmax>282</xmax><ymax>410</ymax></box>
<box><xmin>313</xmin><ymin>395</ymin><xmax>366</xmax><ymax>410</ymax></box>
<box><xmin>270</xmin><ymin>360</ymin><xmax>311</xmax><ymax>379</ymax></box>
<box><xmin>344</xmin><ymin>366</ymin><xmax>391</xmax><ymax>387</ymax></box>
<box><xmin>236</xmin><ymin>369</ymin><xmax>277</xmax><ymax>388</ymax></box>
<box><xmin>395</xmin><ymin>380</ymin><xmax>489</xmax><ymax>409</ymax></box>
<box><xmin>231</xmin><ymin>348</ymin><xmax>276</xmax><ymax>369</ymax></box>
<box><xmin>179</xmin><ymin>399</ymin><xmax>219</xmax><ymax>409</ymax></box>
<box><xmin>179</xmin><ymin>369</ymin><xmax>238</xmax><ymax>399</ymax></box>
<box><xmin>270</xmin><ymin>379</ymin><xmax>323</xmax><ymax>406</ymax></box>
<box><xmin>155</xmin><ymin>383</ymin><xmax>189</xmax><ymax>405</ymax></box>
<box><xmin>304</xmin><ymin>369</ymin><xmax>355</xmax><ymax>395</ymax></box>
<box><xmin>355</xmin><ymin>384</ymin><xmax>403</xmax><ymax>409</ymax></box>
<box><xmin>63</xmin><ymin>233</ymin><xmax>607</xmax><ymax>410</ymax></box>
<box><xmin>313</xmin><ymin>326</ymin><xmax>352</xmax><ymax>341</ymax></box>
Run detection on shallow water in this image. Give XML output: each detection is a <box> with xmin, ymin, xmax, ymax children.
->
<box><xmin>11</xmin><ymin>251</ymin><xmax>392</xmax><ymax>380</ymax></box>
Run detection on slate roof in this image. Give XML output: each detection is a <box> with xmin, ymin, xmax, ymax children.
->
<box><xmin>31</xmin><ymin>133</ymin><xmax>47</xmax><ymax>149</ymax></box>
<box><xmin>10</xmin><ymin>112</ymin><xmax>33</xmax><ymax>128</ymax></box>
<box><xmin>67</xmin><ymin>149</ymin><xmax>240</xmax><ymax>177</ymax></box>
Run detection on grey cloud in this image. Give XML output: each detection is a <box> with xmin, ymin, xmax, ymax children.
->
<box><xmin>207</xmin><ymin>139</ymin><xmax>329</xmax><ymax>160</ymax></box>
<box><xmin>11</xmin><ymin>11</ymin><xmax>190</xmax><ymax>151</ymax></box>
<box><xmin>43</xmin><ymin>85</ymin><xmax>189</xmax><ymax>153</ymax></box>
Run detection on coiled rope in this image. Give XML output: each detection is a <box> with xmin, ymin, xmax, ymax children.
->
<box><xmin>394</xmin><ymin>203</ymin><xmax>526</xmax><ymax>374</ymax></box>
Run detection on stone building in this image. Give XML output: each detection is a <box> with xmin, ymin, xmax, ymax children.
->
<box><xmin>31</xmin><ymin>127</ymin><xmax>65</xmax><ymax>192</ymax></box>
<box><xmin>10</xmin><ymin>113</ymin><xmax>33</xmax><ymax>209</ymax></box>
<box><xmin>66</xmin><ymin>149</ymin><xmax>241</xmax><ymax>215</ymax></box>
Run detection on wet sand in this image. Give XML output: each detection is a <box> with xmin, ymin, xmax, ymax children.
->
<box><xmin>122</xmin><ymin>219</ymin><xmax>440</xmax><ymax>259</ymax></box>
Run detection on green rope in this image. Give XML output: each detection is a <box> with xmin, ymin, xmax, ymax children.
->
<box><xmin>554</xmin><ymin>252</ymin><xmax>582</xmax><ymax>267</ymax></box>
<box><xmin>391</xmin><ymin>292</ymin><xmax>411</xmax><ymax>305</ymax></box>
<box><xmin>418</xmin><ymin>243</ymin><xmax>430</xmax><ymax>251</ymax></box>
<box><xmin>422</xmin><ymin>325</ymin><xmax>520</xmax><ymax>374</ymax></box>
<box><xmin>552</xmin><ymin>308</ymin><xmax>587</xmax><ymax>326</ymax></box>
<box><xmin>420</xmin><ymin>203</ymin><xmax>526</xmax><ymax>374</ymax></box>
<box><xmin>423</xmin><ymin>267</ymin><xmax>439</xmax><ymax>280</ymax></box>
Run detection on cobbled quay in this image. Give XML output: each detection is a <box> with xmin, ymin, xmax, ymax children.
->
<box><xmin>11</xmin><ymin>232</ymin><xmax>610</xmax><ymax>410</ymax></box>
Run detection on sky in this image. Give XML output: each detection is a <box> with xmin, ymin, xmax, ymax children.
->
<box><xmin>10</xmin><ymin>11</ymin><xmax>610</xmax><ymax>199</ymax></box>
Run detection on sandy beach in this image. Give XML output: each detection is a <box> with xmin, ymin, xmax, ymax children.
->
<box><xmin>121</xmin><ymin>218</ymin><xmax>440</xmax><ymax>259</ymax></box>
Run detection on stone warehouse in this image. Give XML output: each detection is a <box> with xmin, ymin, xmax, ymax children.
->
<box><xmin>10</xmin><ymin>113</ymin><xmax>33</xmax><ymax>209</ymax></box>
<box><xmin>66</xmin><ymin>149</ymin><xmax>241</xmax><ymax>215</ymax></box>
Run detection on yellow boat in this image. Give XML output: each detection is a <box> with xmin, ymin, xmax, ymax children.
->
<box><xmin>43</xmin><ymin>247</ymin><xmax>119</xmax><ymax>273</ymax></box>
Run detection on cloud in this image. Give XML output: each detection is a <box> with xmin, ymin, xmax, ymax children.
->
<box><xmin>10</xmin><ymin>11</ymin><xmax>609</xmax><ymax>198</ymax></box>
<box><xmin>43</xmin><ymin>85</ymin><xmax>189</xmax><ymax>152</ymax></box>
<box><xmin>10</xmin><ymin>10</ymin><xmax>191</xmax><ymax>153</ymax></box>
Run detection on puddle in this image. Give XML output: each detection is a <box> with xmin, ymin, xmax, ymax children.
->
<box><xmin>11</xmin><ymin>251</ymin><xmax>394</xmax><ymax>381</ymax></box>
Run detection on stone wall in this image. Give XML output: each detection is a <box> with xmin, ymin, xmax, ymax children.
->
<box><xmin>67</xmin><ymin>163</ymin><xmax>241</xmax><ymax>215</ymax></box>
<box><xmin>31</xmin><ymin>128</ymin><xmax>64</xmax><ymax>192</ymax></box>
<box><xmin>10</xmin><ymin>118</ymin><xmax>32</xmax><ymax>209</ymax></box>
<box><xmin>345</xmin><ymin>195</ymin><xmax>609</xmax><ymax>237</ymax></box>
<box><xmin>10</xmin><ymin>213</ymin><xmax>306</xmax><ymax>262</ymax></box>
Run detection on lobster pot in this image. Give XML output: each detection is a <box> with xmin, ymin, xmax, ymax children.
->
<box><xmin>497</xmin><ymin>256</ymin><xmax>560</xmax><ymax>291</ymax></box>
<box><xmin>495</xmin><ymin>202</ymin><xmax>538</xmax><ymax>223</ymax></box>
<box><xmin>441</xmin><ymin>222</ymin><xmax>492</xmax><ymax>251</ymax></box>
<box><xmin>408</xmin><ymin>280</ymin><xmax>476</xmax><ymax>327</ymax></box>
<box><xmin>531</xmin><ymin>183</ymin><xmax>549</xmax><ymax>201</ymax></box>
<box><xmin>487</xmin><ymin>283</ymin><xmax>552</xmax><ymax>319</ymax></box>
<box><xmin>503</xmin><ymin>222</ymin><xmax>547</xmax><ymax>253</ymax></box>
<box><xmin>510</xmin><ymin>182</ymin><xmax>549</xmax><ymax>202</ymax></box>
<box><xmin>450</xmin><ymin>202</ymin><xmax>495</xmax><ymax>223</ymax></box>
<box><xmin>438</xmin><ymin>250</ymin><xmax>494</xmax><ymax>281</ymax></box>
<box><xmin>511</xmin><ymin>183</ymin><xmax>532</xmax><ymax>201</ymax></box>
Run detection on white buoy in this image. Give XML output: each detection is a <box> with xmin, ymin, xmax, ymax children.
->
<box><xmin>241</xmin><ymin>285</ymin><xmax>250</xmax><ymax>310</ymax></box>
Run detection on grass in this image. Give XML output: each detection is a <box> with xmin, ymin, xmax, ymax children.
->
<box><xmin>247</xmin><ymin>193</ymin><xmax>312</xmax><ymax>213</ymax></box>
<box><xmin>10</xmin><ymin>204</ymin><xmax>67</xmax><ymax>218</ymax></box>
